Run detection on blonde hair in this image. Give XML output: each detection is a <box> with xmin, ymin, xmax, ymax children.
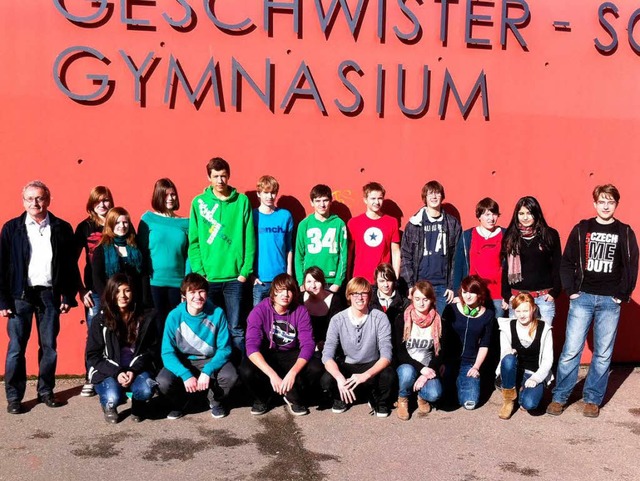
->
<box><xmin>345</xmin><ymin>277</ymin><xmax>372</xmax><ymax>305</ymax></box>
<box><xmin>511</xmin><ymin>293</ymin><xmax>539</xmax><ymax>337</ymax></box>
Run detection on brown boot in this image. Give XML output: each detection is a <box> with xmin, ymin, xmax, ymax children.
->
<box><xmin>417</xmin><ymin>397</ymin><xmax>432</xmax><ymax>416</ymax></box>
<box><xmin>498</xmin><ymin>388</ymin><xmax>517</xmax><ymax>420</ymax></box>
<box><xmin>396</xmin><ymin>397</ymin><xmax>410</xmax><ymax>421</ymax></box>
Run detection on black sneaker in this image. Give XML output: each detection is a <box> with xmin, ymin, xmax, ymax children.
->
<box><xmin>367</xmin><ymin>401</ymin><xmax>390</xmax><ymax>418</ymax></box>
<box><xmin>375</xmin><ymin>404</ymin><xmax>390</xmax><ymax>418</ymax></box>
<box><xmin>166</xmin><ymin>409</ymin><xmax>184</xmax><ymax>420</ymax></box>
<box><xmin>283</xmin><ymin>396</ymin><xmax>309</xmax><ymax>416</ymax></box>
<box><xmin>250</xmin><ymin>400</ymin><xmax>268</xmax><ymax>416</ymax></box>
<box><xmin>103</xmin><ymin>406</ymin><xmax>119</xmax><ymax>424</ymax></box>
<box><xmin>331</xmin><ymin>399</ymin><xmax>347</xmax><ymax>414</ymax></box>
<box><xmin>210</xmin><ymin>404</ymin><xmax>228</xmax><ymax>419</ymax></box>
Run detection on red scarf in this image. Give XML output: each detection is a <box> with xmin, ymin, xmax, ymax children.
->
<box><xmin>403</xmin><ymin>304</ymin><xmax>441</xmax><ymax>356</ymax></box>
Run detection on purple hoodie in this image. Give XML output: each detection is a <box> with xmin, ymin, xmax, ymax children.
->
<box><xmin>245</xmin><ymin>298</ymin><xmax>316</xmax><ymax>361</ymax></box>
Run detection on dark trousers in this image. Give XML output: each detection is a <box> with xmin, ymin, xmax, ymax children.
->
<box><xmin>320</xmin><ymin>359</ymin><xmax>397</xmax><ymax>408</ymax></box>
<box><xmin>150</xmin><ymin>286</ymin><xmax>182</xmax><ymax>334</ymax></box>
<box><xmin>238</xmin><ymin>349</ymin><xmax>324</xmax><ymax>405</ymax></box>
<box><xmin>5</xmin><ymin>287</ymin><xmax>60</xmax><ymax>402</ymax></box>
<box><xmin>156</xmin><ymin>359</ymin><xmax>238</xmax><ymax>409</ymax></box>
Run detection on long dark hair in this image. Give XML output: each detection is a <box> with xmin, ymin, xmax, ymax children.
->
<box><xmin>502</xmin><ymin>196</ymin><xmax>555</xmax><ymax>260</ymax></box>
<box><xmin>101</xmin><ymin>273</ymin><xmax>139</xmax><ymax>345</ymax></box>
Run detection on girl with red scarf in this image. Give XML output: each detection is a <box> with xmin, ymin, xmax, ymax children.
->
<box><xmin>394</xmin><ymin>280</ymin><xmax>443</xmax><ymax>420</ymax></box>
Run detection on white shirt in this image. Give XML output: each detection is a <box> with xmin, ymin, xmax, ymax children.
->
<box><xmin>25</xmin><ymin>214</ymin><xmax>53</xmax><ymax>287</ymax></box>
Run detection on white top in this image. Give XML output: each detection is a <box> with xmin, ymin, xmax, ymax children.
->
<box><xmin>25</xmin><ymin>214</ymin><xmax>53</xmax><ymax>287</ymax></box>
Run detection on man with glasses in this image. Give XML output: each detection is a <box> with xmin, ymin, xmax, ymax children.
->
<box><xmin>547</xmin><ymin>184</ymin><xmax>638</xmax><ymax>418</ymax></box>
<box><xmin>401</xmin><ymin>180</ymin><xmax>461</xmax><ymax>315</ymax></box>
<box><xmin>0</xmin><ymin>181</ymin><xmax>79</xmax><ymax>414</ymax></box>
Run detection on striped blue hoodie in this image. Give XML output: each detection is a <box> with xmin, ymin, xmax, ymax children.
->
<box><xmin>162</xmin><ymin>301</ymin><xmax>232</xmax><ymax>380</ymax></box>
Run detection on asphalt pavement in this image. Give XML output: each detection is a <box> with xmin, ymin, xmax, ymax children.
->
<box><xmin>1</xmin><ymin>366</ymin><xmax>639</xmax><ymax>481</ymax></box>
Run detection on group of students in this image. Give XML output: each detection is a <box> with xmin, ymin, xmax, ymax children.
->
<box><xmin>2</xmin><ymin>156</ymin><xmax>637</xmax><ymax>424</ymax></box>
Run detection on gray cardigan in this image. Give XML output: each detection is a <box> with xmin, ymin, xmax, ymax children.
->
<box><xmin>322</xmin><ymin>308</ymin><xmax>392</xmax><ymax>365</ymax></box>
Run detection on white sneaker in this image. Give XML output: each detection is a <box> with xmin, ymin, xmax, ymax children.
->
<box><xmin>81</xmin><ymin>383</ymin><xmax>96</xmax><ymax>397</ymax></box>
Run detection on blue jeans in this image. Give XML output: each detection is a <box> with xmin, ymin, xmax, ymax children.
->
<box><xmin>492</xmin><ymin>299</ymin><xmax>505</xmax><ymax>318</ymax></box>
<box><xmin>85</xmin><ymin>292</ymin><xmax>102</xmax><ymax>376</ymax></box>
<box><xmin>85</xmin><ymin>292</ymin><xmax>101</xmax><ymax>329</ymax></box>
<box><xmin>510</xmin><ymin>296</ymin><xmax>556</xmax><ymax>325</ymax></box>
<box><xmin>552</xmin><ymin>292</ymin><xmax>621</xmax><ymax>406</ymax></box>
<box><xmin>5</xmin><ymin>287</ymin><xmax>60</xmax><ymax>402</ymax></box>
<box><xmin>397</xmin><ymin>364</ymin><xmax>442</xmax><ymax>402</ymax></box>
<box><xmin>433</xmin><ymin>284</ymin><xmax>450</xmax><ymax>317</ymax></box>
<box><xmin>252</xmin><ymin>281</ymin><xmax>271</xmax><ymax>307</ymax></box>
<box><xmin>456</xmin><ymin>362</ymin><xmax>481</xmax><ymax>409</ymax></box>
<box><xmin>208</xmin><ymin>279</ymin><xmax>245</xmax><ymax>354</ymax></box>
<box><xmin>94</xmin><ymin>372</ymin><xmax>156</xmax><ymax>408</ymax></box>
<box><xmin>501</xmin><ymin>354</ymin><xmax>544</xmax><ymax>410</ymax></box>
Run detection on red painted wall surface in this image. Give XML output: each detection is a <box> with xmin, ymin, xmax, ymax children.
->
<box><xmin>1</xmin><ymin>1</ymin><xmax>639</xmax><ymax>374</ymax></box>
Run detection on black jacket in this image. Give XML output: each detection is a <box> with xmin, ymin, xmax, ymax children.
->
<box><xmin>86</xmin><ymin>309</ymin><xmax>158</xmax><ymax>384</ymax></box>
<box><xmin>400</xmin><ymin>207</ymin><xmax>462</xmax><ymax>289</ymax></box>
<box><xmin>560</xmin><ymin>219</ymin><xmax>639</xmax><ymax>302</ymax></box>
<box><xmin>0</xmin><ymin>212</ymin><xmax>79</xmax><ymax>311</ymax></box>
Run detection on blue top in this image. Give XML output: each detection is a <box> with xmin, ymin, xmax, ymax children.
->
<box><xmin>138</xmin><ymin>212</ymin><xmax>189</xmax><ymax>288</ymax></box>
<box><xmin>253</xmin><ymin>208</ymin><xmax>294</xmax><ymax>282</ymax></box>
<box><xmin>162</xmin><ymin>301</ymin><xmax>232</xmax><ymax>380</ymax></box>
<box><xmin>442</xmin><ymin>304</ymin><xmax>493</xmax><ymax>365</ymax></box>
<box><xmin>418</xmin><ymin>214</ymin><xmax>448</xmax><ymax>286</ymax></box>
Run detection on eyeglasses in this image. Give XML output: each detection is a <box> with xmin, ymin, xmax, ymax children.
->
<box><xmin>350</xmin><ymin>292</ymin><xmax>369</xmax><ymax>299</ymax></box>
<box><xmin>23</xmin><ymin>196</ymin><xmax>47</xmax><ymax>204</ymax></box>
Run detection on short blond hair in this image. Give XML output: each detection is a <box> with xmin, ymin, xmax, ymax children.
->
<box><xmin>256</xmin><ymin>175</ymin><xmax>279</xmax><ymax>194</ymax></box>
<box><xmin>345</xmin><ymin>277</ymin><xmax>372</xmax><ymax>304</ymax></box>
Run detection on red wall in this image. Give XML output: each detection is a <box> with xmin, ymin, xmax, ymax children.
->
<box><xmin>1</xmin><ymin>1</ymin><xmax>639</xmax><ymax>374</ymax></box>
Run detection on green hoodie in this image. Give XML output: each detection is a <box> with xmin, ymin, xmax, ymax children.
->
<box><xmin>188</xmin><ymin>186</ymin><xmax>256</xmax><ymax>282</ymax></box>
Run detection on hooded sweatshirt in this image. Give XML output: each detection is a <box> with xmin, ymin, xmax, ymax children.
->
<box><xmin>162</xmin><ymin>301</ymin><xmax>232</xmax><ymax>380</ymax></box>
<box><xmin>188</xmin><ymin>186</ymin><xmax>256</xmax><ymax>282</ymax></box>
<box><xmin>245</xmin><ymin>298</ymin><xmax>316</xmax><ymax>361</ymax></box>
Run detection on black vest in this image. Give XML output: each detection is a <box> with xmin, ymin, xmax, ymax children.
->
<box><xmin>510</xmin><ymin>319</ymin><xmax>545</xmax><ymax>373</ymax></box>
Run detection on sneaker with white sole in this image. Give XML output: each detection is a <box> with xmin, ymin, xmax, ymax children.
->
<box><xmin>283</xmin><ymin>396</ymin><xmax>309</xmax><ymax>416</ymax></box>
<box><xmin>210</xmin><ymin>404</ymin><xmax>228</xmax><ymax>419</ymax></box>
<box><xmin>368</xmin><ymin>401</ymin><xmax>390</xmax><ymax>418</ymax></box>
<box><xmin>81</xmin><ymin>383</ymin><xmax>96</xmax><ymax>397</ymax></box>
<box><xmin>331</xmin><ymin>399</ymin><xmax>347</xmax><ymax>414</ymax></box>
<box><xmin>166</xmin><ymin>409</ymin><xmax>184</xmax><ymax>420</ymax></box>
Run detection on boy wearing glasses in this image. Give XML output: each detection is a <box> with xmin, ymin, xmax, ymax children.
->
<box><xmin>548</xmin><ymin>184</ymin><xmax>638</xmax><ymax>418</ymax></box>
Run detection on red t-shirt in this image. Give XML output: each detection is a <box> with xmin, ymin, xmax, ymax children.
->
<box><xmin>469</xmin><ymin>228</ymin><xmax>503</xmax><ymax>300</ymax></box>
<box><xmin>347</xmin><ymin>214</ymin><xmax>400</xmax><ymax>281</ymax></box>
